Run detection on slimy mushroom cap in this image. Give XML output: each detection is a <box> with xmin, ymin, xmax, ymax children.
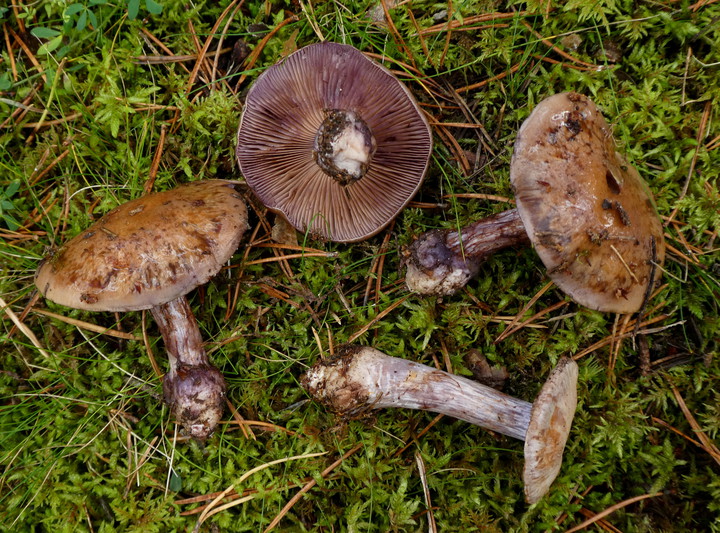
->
<box><xmin>35</xmin><ymin>180</ymin><xmax>249</xmax><ymax>312</ymax></box>
<box><xmin>510</xmin><ymin>92</ymin><xmax>665</xmax><ymax>313</ymax></box>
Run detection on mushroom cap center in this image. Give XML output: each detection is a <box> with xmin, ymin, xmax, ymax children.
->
<box><xmin>313</xmin><ymin>109</ymin><xmax>377</xmax><ymax>185</ymax></box>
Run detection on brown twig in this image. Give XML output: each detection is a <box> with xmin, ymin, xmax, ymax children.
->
<box><xmin>530</xmin><ymin>53</ymin><xmax>604</xmax><ymax>72</ymax></box>
<box><xmin>393</xmin><ymin>414</ymin><xmax>445</xmax><ymax>457</ymax></box>
<box><xmin>419</xmin><ymin>11</ymin><xmax>523</xmax><ymax>35</ymax></box>
<box><xmin>32</xmin><ymin>309</ymin><xmax>143</xmax><ymax>341</ymax></box>
<box><xmin>374</xmin><ymin>224</ymin><xmax>394</xmax><ymax>306</ymax></box>
<box><xmin>379</xmin><ymin>0</ymin><xmax>417</xmax><ymax>71</ymax></box>
<box><xmin>439</xmin><ymin>0</ymin><xmax>453</xmax><ymax>68</ymax></box>
<box><xmin>666</xmin><ymin>101</ymin><xmax>712</xmax><ymax>225</ymax></box>
<box><xmin>143</xmin><ymin>124</ymin><xmax>167</xmax><ymax>194</ymax></box>
<box><xmin>435</xmin><ymin>124</ymin><xmax>472</xmax><ymax>175</ymax></box>
<box><xmin>652</xmin><ymin>416</ymin><xmax>718</xmax><ymax>459</ymax></box>
<box><xmin>1</xmin><ymin>296</ymin><xmax>51</xmax><ymax>358</ymax></box>
<box><xmin>264</xmin><ymin>443</ymin><xmax>364</xmax><ymax>531</ymax></box>
<box><xmin>6</xmin><ymin>25</ymin><xmax>46</xmax><ymax>83</ymax></box>
<box><xmin>405</xmin><ymin>5</ymin><xmax>432</xmax><ymax>67</ymax></box>
<box><xmin>241</xmin><ymin>252</ymin><xmax>338</xmax><ymax>266</ymax></box>
<box><xmin>608</xmin><ymin>313</ymin><xmax>632</xmax><ymax>376</ymax></box>
<box><xmin>669</xmin><ymin>384</ymin><xmax>720</xmax><ymax>466</ymax></box>
<box><xmin>348</xmin><ymin>295</ymin><xmax>410</xmax><ymax>343</ymax></box>
<box><xmin>193</xmin><ymin>451</ymin><xmax>327</xmax><ymax>530</ymax></box>
<box><xmin>564</xmin><ymin>493</ymin><xmax>663</xmax><ymax>533</ymax></box>
<box><xmin>573</xmin><ymin>315</ymin><xmax>680</xmax><ymax>360</ymax></box>
<box><xmin>19</xmin><ymin>113</ymin><xmax>82</xmax><ymax>129</ymax></box>
<box><xmin>493</xmin><ymin>281</ymin><xmax>554</xmax><ymax>343</ymax></box>
<box><xmin>455</xmin><ymin>62</ymin><xmax>523</xmax><ymax>93</ymax></box>
<box><xmin>184</xmin><ymin>0</ymin><xmax>243</xmax><ymax>94</ymax></box>
<box><xmin>211</xmin><ymin>1</ymin><xmax>245</xmax><ymax>92</ymax></box>
<box><xmin>225</xmin><ymin>400</ymin><xmax>256</xmax><ymax>440</ymax></box>
<box><xmin>187</xmin><ymin>18</ymin><xmax>214</xmax><ymax>85</ymax></box>
<box><xmin>521</xmin><ymin>20</ymin><xmax>599</xmax><ymax>69</ymax></box>
<box><xmin>0</xmin><ymin>83</ymin><xmax>39</xmax><ymax>128</ymax></box>
<box><xmin>415</xmin><ymin>451</ymin><xmax>438</xmax><ymax>533</ymax></box>
<box><xmin>443</xmin><ymin>193</ymin><xmax>514</xmax><ymax>203</ymax></box>
<box><xmin>3</xmin><ymin>23</ymin><xmax>18</xmax><ymax>80</ymax></box>
<box><xmin>233</xmin><ymin>15</ymin><xmax>299</xmax><ymax>92</ymax></box>
<box><xmin>134</xmin><ymin>48</ymin><xmax>231</xmax><ymax>65</ymax></box>
<box><xmin>495</xmin><ymin>300</ymin><xmax>568</xmax><ymax>344</ymax></box>
<box><xmin>141</xmin><ymin>310</ymin><xmax>163</xmax><ymax>378</ymax></box>
<box><xmin>28</xmin><ymin>148</ymin><xmax>70</xmax><ymax>186</ymax></box>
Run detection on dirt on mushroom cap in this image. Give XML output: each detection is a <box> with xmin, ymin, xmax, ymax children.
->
<box><xmin>510</xmin><ymin>92</ymin><xmax>665</xmax><ymax>313</ymax></box>
<box><xmin>35</xmin><ymin>180</ymin><xmax>249</xmax><ymax>312</ymax></box>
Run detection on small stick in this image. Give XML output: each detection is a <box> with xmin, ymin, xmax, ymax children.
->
<box><xmin>3</xmin><ymin>22</ymin><xmax>18</xmax><ymax>80</ymax></box>
<box><xmin>6</xmin><ymin>26</ymin><xmax>46</xmax><ymax>83</ymax></box>
<box><xmin>143</xmin><ymin>124</ymin><xmax>167</xmax><ymax>194</ymax></box>
<box><xmin>670</xmin><ymin>384</ymin><xmax>720</xmax><ymax>466</ymax></box>
<box><xmin>415</xmin><ymin>451</ymin><xmax>438</xmax><ymax>533</ymax></box>
<box><xmin>521</xmin><ymin>20</ymin><xmax>599</xmax><ymax>69</ymax></box>
<box><xmin>564</xmin><ymin>493</ymin><xmax>663</xmax><ymax>533</ymax></box>
<box><xmin>0</xmin><ymin>296</ymin><xmax>51</xmax><ymax>358</ymax></box>
<box><xmin>493</xmin><ymin>281</ymin><xmax>554</xmax><ymax>343</ymax></box>
<box><xmin>347</xmin><ymin>295</ymin><xmax>410</xmax><ymax>343</ymax></box>
<box><xmin>32</xmin><ymin>308</ymin><xmax>143</xmax><ymax>341</ymax></box>
<box><xmin>264</xmin><ymin>444</ymin><xmax>363</xmax><ymax>531</ymax></box>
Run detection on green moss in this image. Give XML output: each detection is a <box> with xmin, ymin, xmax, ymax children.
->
<box><xmin>1</xmin><ymin>0</ymin><xmax>719</xmax><ymax>530</ymax></box>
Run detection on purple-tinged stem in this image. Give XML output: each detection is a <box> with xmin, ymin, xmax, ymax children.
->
<box><xmin>406</xmin><ymin>209</ymin><xmax>529</xmax><ymax>295</ymax></box>
<box><xmin>302</xmin><ymin>345</ymin><xmax>578</xmax><ymax>503</ymax></box>
<box><xmin>151</xmin><ymin>297</ymin><xmax>226</xmax><ymax>440</ymax></box>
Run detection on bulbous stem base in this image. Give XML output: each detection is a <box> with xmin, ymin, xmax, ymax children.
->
<box><xmin>162</xmin><ymin>363</ymin><xmax>226</xmax><ymax>441</ymax></box>
<box><xmin>151</xmin><ymin>297</ymin><xmax>226</xmax><ymax>439</ymax></box>
<box><xmin>405</xmin><ymin>209</ymin><xmax>529</xmax><ymax>295</ymax></box>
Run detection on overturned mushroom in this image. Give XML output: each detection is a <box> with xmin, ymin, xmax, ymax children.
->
<box><xmin>406</xmin><ymin>92</ymin><xmax>665</xmax><ymax>314</ymax></box>
<box><xmin>236</xmin><ymin>41</ymin><xmax>432</xmax><ymax>242</ymax></box>
<box><xmin>302</xmin><ymin>345</ymin><xmax>578</xmax><ymax>503</ymax></box>
<box><xmin>35</xmin><ymin>180</ymin><xmax>249</xmax><ymax>439</ymax></box>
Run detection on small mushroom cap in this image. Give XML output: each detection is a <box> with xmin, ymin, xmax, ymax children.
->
<box><xmin>523</xmin><ymin>357</ymin><xmax>578</xmax><ymax>504</ymax></box>
<box><xmin>35</xmin><ymin>180</ymin><xmax>248</xmax><ymax>312</ymax></box>
<box><xmin>511</xmin><ymin>92</ymin><xmax>665</xmax><ymax>313</ymax></box>
<box><xmin>236</xmin><ymin>41</ymin><xmax>432</xmax><ymax>242</ymax></box>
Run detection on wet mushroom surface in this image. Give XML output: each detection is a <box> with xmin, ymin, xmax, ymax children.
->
<box><xmin>406</xmin><ymin>92</ymin><xmax>666</xmax><ymax>314</ymax></box>
<box><xmin>511</xmin><ymin>92</ymin><xmax>666</xmax><ymax>313</ymax></box>
<box><xmin>35</xmin><ymin>180</ymin><xmax>249</xmax><ymax>439</ymax></box>
<box><xmin>236</xmin><ymin>41</ymin><xmax>432</xmax><ymax>243</ymax></box>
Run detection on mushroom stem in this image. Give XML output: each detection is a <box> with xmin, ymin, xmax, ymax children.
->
<box><xmin>150</xmin><ymin>297</ymin><xmax>226</xmax><ymax>440</ymax></box>
<box><xmin>406</xmin><ymin>209</ymin><xmax>529</xmax><ymax>296</ymax></box>
<box><xmin>150</xmin><ymin>297</ymin><xmax>206</xmax><ymax>366</ymax></box>
<box><xmin>302</xmin><ymin>345</ymin><xmax>578</xmax><ymax>503</ymax></box>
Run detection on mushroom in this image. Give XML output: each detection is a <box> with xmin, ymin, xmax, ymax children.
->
<box><xmin>406</xmin><ymin>92</ymin><xmax>665</xmax><ymax>314</ymax></box>
<box><xmin>35</xmin><ymin>180</ymin><xmax>249</xmax><ymax>439</ymax></box>
<box><xmin>236</xmin><ymin>41</ymin><xmax>432</xmax><ymax>242</ymax></box>
<box><xmin>302</xmin><ymin>345</ymin><xmax>578</xmax><ymax>503</ymax></box>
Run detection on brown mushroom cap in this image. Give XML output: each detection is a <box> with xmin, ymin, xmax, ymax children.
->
<box><xmin>523</xmin><ymin>357</ymin><xmax>578</xmax><ymax>504</ymax></box>
<box><xmin>510</xmin><ymin>92</ymin><xmax>665</xmax><ymax>313</ymax></box>
<box><xmin>236</xmin><ymin>41</ymin><xmax>432</xmax><ymax>242</ymax></box>
<box><xmin>35</xmin><ymin>180</ymin><xmax>248</xmax><ymax>312</ymax></box>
